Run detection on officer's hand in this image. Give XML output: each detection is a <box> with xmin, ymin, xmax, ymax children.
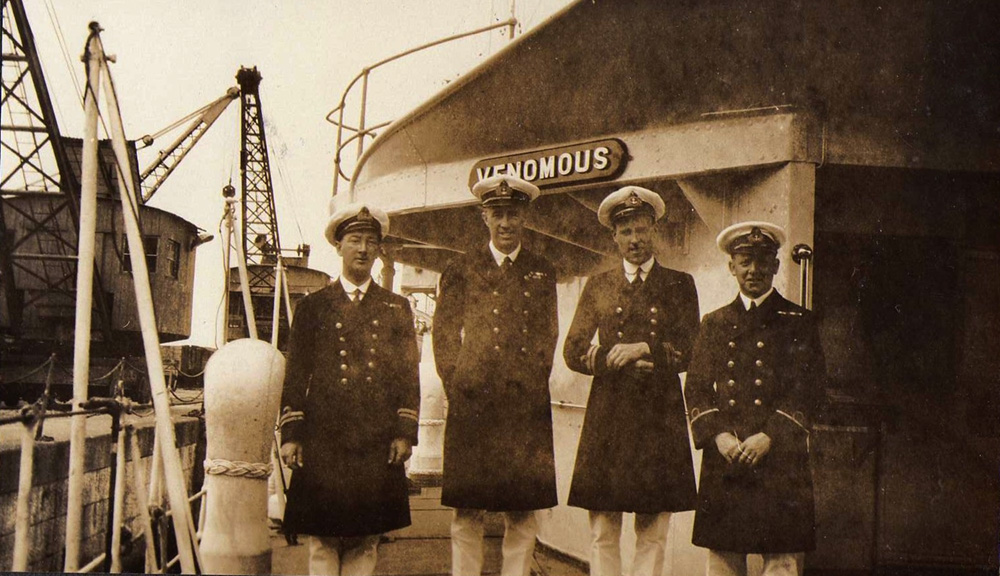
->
<box><xmin>606</xmin><ymin>342</ymin><xmax>651</xmax><ymax>370</ymax></box>
<box><xmin>281</xmin><ymin>441</ymin><xmax>304</xmax><ymax>470</ymax></box>
<box><xmin>662</xmin><ymin>342</ymin><xmax>685</xmax><ymax>372</ymax></box>
<box><xmin>623</xmin><ymin>359</ymin><xmax>655</xmax><ymax>378</ymax></box>
<box><xmin>738</xmin><ymin>432</ymin><xmax>772</xmax><ymax>467</ymax></box>
<box><xmin>714</xmin><ymin>432</ymin><xmax>742</xmax><ymax>464</ymax></box>
<box><xmin>388</xmin><ymin>438</ymin><xmax>413</xmax><ymax>465</ymax></box>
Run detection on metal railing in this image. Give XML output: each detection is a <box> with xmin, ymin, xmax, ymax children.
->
<box><xmin>327</xmin><ymin>17</ymin><xmax>518</xmax><ymax>198</ymax></box>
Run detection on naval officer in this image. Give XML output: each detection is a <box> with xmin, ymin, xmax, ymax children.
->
<box><xmin>433</xmin><ymin>175</ymin><xmax>559</xmax><ymax>576</ymax></box>
<box><xmin>563</xmin><ymin>186</ymin><xmax>699</xmax><ymax>576</ymax></box>
<box><xmin>279</xmin><ymin>203</ymin><xmax>420</xmax><ymax>575</ymax></box>
<box><xmin>686</xmin><ymin>222</ymin><xmax>825</xmax><ymax>576</ymax></box>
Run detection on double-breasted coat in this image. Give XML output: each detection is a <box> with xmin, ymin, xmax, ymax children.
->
<box><xmin>279</xmin><ymin>282</ymin><xmax>420</xmax><ymax>537</ymax></box>
<box><xmin>563</xmin><ymin>262</ymin><xmax>700</xmax><ymax>513</ymax></box>
<box><xmin>686</xmin><ymin>291</ymin><xmax>825</xmax><ymax>553</ymax></box>
<box><xmin>433</xmin><ymin>245</ymin><xmax>559</xmax><ymax>511</ymax></box>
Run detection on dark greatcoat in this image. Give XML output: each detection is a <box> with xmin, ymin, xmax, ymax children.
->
<box><xmin>279</xmin><ymin>281</ymin><xmax>420</xmax><ymax>537</ymax></box>
<box><xmin>686</xmin><ymin>291</ymin><xmax>825</xmax><ymax>553</ymax></box>
<box><xmin>433</xmin><ymin>245</ymin><xmax>559</xmax><ymax>511</ymax></box>
<box><xmin>563</xmin><ymin>262</ymin><xmax>700</xmax><ymax>513</ymax></box>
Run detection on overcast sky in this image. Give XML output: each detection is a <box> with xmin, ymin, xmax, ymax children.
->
<box><xmin>21</xmin><ymin>0</ymin><xmax>572</xmax><ymax>345</ymax></box>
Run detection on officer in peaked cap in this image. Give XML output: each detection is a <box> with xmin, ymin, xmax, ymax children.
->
<box><xmin>685</xmin><ymin>221</ymin><xmax>826</xmax><ymax>576</ymax></box>
<box><xmin>433</xmin><ymin>174</ymin><xmax>558</xmax><ymax>576</ymax></box>
<box><xmin>563</xmin><ymin>186</ymin><xmax>700</xmax><ymax>576</ymax></box>
<box><xmin>279</xmin><ymin>201</ymin><xmax>420</xmax><ymax>575</ymax></box>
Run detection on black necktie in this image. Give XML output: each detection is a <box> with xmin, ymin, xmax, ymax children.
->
<box><xmin>501</xmin><ymin>256</ymin><xmax>513</xmax><ymax>274</ymax></box>
<box><xmin>632</xmin><ymin>273</ymin><xmax>644</xmax><ymax>287</ymax></box>
<box><xmin>352</xmin><ymin>288</ymin><xmax>362</xmax><ymax>304</ymax></box>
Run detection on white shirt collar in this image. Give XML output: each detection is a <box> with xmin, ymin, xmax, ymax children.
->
<box><xmin>339</xmin><ymin>275</ymin><xmax>372</xmax><ymax>299</ymax></box>
<box><xmin>489</xmin><ymin>241</ymin><xmax>522</xmax><ymax>267</ymax></box>
<box><xmin>739</xmin><ymin>287</ymin><xmax>774</xmax><ymax>310</ymax></box>
<box><xmin>623</xmin><ymin>256</ymin><xmax>655</xmax><ymax>281</ymax></box>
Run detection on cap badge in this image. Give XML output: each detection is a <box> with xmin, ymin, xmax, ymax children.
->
<box><xmin>497</xmin><ymin>179</ymin><xmax>512</xmax><ymax>197</ymax></box>
<box><xmin>357</xmin><ymin>206</ymin><xmax>373</xmax><ymax>222</ymax></box>
<box><xmin>748</xmin><ymin>226</ymin><xmax>765</xmax><ymax>243</ymax></box>
<box><xmin>625</xmin><ymin>191</ymin><xmax>642</xmax><ymax>207</ymax></box>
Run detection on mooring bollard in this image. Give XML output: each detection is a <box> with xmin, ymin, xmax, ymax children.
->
<box><xmin>200</xmin><ymin>339</ymin><xmax>285</xmax><ymax>574</ymax></box>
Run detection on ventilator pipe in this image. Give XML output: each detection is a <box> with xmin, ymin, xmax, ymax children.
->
<box><xmin>200</xmin><ymin>339</ymin><xmax>285</xmax><ymax>574</ymax></box>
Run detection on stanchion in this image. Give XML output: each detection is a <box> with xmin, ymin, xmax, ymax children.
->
<box><xmin>65</xmin><ymin>23</ymin><xmax>104</xmax><ymax>571</ymax></box>
<box><xmin>12</xmin><ymin>406</ymin><xmax>40</xmax><ymax>571</ymax></box>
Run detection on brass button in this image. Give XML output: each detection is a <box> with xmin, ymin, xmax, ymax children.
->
<box><xmin>340</xmin><ymin>364</ymin><xmax>348</xmax><ymax>371</ymax></box>
<box><xmin>524</xmin><ymin>291</ymin><xmax>531</xmax><ymax>297</ymax></box>
<box><xmin>521</xmin><ymin>347</ymin><xmax>528</xmax><ymax>353</ymax></box>
<box><xmin>523</xmin><ymin>310</ymin><xmax>529</xmax><ymax>315</ymax></box>
<box><xmin>754</xmin><ymin>399</ymin><xmax>762</xmax><ymax>406</ymax></box>
<box><xmin>728</xmin><ymin>399</ymin><xmax>736</xmax><ymax>407</ymax></box>
<box><xmin>616</xmin><ymin>307</ymin><xmax>623</xmax><ymax>314</ymax></box>
<box><xmin>370</xmin><ymin>348</ymin><xmax>376</xmax><ymax>354</ymax></box>
<box><xmin>650</xmin><ymin>318</ymin><xmax>658</xmax><ymax>325</ymax></box>
<box><xmin>727</xmin><ymin>379</ymin><xmax>735</xmax><ymax>387</ymax></box>
<box><xmin>339</xmin><ymin>336</ymin><xmax>346</xmax><ymax>342</ymax></box>
<box><xmin>727</xmin><ymin>360</ymin><xmax>735</xmax><ymax>368</ymax></box>
<box><xmin>755</xmin><ymin>359</ymin><xmax>763</xmax><ymax>367</ymax></box>
<box><xmin>493</xmin><ymin>291</ymin><xmax>500</xmax><ymax>297</ymax></box>
<box><xmin>493</xmin><ymin>308</ymin><xmax>500</xmax><ymax>315</ymax></box>
<box><xmin>372</xmin><ymin>320</ymin><xmax>379</xmax><ymax>326</ymax></box>
<box><xmin>650</xmin><ymin>332</ymin><xmax>656</xmax><ymax>337</ymax></box>
<box><xmin>755</xmin><ymin>379</ymin><xmax>763</xmax><ymax>386</ymax></box>
<box><xmin>617</xmin><ymin>331</ymin><xmax>624</xmax><ymax>339</ymax></box>
<box><xmin>340</xmin><ymin>378</ymin><xmax>348</xmax><ymax>385</ymax></box>
<box><xmin>757</xmin><ymin>341</ymin><xmax>765</xmax><ymax>349</ymax></box>
<box><xmin>365</xmin><ymin>377</ymin><xmax>372</xmax><ymax>383</ymax></box>
<box><xmin>335</xmin><ymin>322</ymin><xmax>343</xmax><ymax>329</ymax></box>
<box><xmin>494</xmin><ymin>345</ymin><xmax>501</xmax><ymax>351</ymax></box>
<box><xmin>339</xmin><ymin>350</ymin><xmax>347</xmax><ymax>357</ymax></box>
<box><xmin>650</xmin><ymin>307</ymin><xmax>658</xmax><ymax>313</ymax></box>
<box><xmin>368</xmin><ymin>362</ymin><xmax>375</xmax><ymax>369</ymax></box>
<box><xmin>728</xmin><ymin>341</ymin><xmax>736</xmax><ymax>349</ymax></box>
<box><xmin>522</xmin><ymin>329</ymin><xmax>529</xmax><ymax>334</ymax></box>
<box><xmin>493</xmin><ymin>327</ymin><xmax>500</xmax><ymax>333</ymax></box>
<box><xmin>372</xmin><ymin>334</ymin><xmax>378</xmax><ymax>340</ymax></box>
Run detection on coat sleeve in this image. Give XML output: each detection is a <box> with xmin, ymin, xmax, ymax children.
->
<box><xmin>392</xmin><ymin>302</ymin><xmax>421</xmax><ymax>445</ymax></box>
<box><xmin>278</xmin><ymin>295</ymin><xmax>317</xmax><ymax>444</ymax></box>
<box><xmin>648</xmin><ymin>272</ymin><xmax>700</xmax><ymax>374</ymax></box>
<box><xmin>762</xmin><ymin>312</ymin><xmax>825</xmax><ymax>449</ymax></box>
<box><xmin>563</xmin><ymin>276</ymin><xmax>609</xmax><ymax>377</ymax></box>
<box><xmin>432</xmin><ymin>260</ymin><xmax>464</xmax><ymax>392</ymax></box>
<box><xmin>685</xmin><ymin>315</ymin><xmax>732</xmax><ymax>450</ymax></box>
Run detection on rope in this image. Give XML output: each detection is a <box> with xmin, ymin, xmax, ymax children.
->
<box><xmin>176</xmin><ymin>367</ymin><xmax>206</xmax><ymax>379</ymax></box>
<box><xmin>203</xmin><ymin>458</ymin><xmax>272</xmax><ymax>479</ymax></box>
<box><xmin>2</xmin><ymin>355</ymin><xmax>55</xmax><ymax>384</ymax></box>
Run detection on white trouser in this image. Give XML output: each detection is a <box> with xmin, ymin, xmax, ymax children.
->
<box><xmin>308</xmin><ymin>535</ymin><xmax>380</xmax><ymax>576</ymax></box>
<box><xmin>451</xmin><ymin>508</ymin><xmax>538</xmax><ymax>576</ymax></box>
<box><xmin>706</xmin><ymin>550</ymin><xmax>805</xmax><ymax>576</ymax></box>
<box><xmin>589</xmin><ymin>511</ymin><xmax>672</xmax><ymax>576</ymax></box>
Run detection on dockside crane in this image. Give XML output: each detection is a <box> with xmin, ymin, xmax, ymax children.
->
<box><xmin>225</xmin><ymin>66</ymin><xmax>321</xmax><ymax>348</ymax></box>
<box><xmin>1</xmin><ymin>0</ymin><xmax>114</xmax><ymax>341</ymax></box>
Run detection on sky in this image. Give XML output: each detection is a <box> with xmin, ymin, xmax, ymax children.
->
<box><xmin>21</xmin><ymin>0</ymin><xmax>573</xmax><ymax>346</ymax></box>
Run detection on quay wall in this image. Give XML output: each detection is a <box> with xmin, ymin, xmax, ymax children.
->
<box><xmin>0</xmin><ymin>412</ymin><xmax>202</xmax><ymax>572</ymax></box>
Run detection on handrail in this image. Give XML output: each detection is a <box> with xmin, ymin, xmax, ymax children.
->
<box><xmin>327</xmin><ymin>17</ymin><xmax>517</xmax><ymax>197</ymax></box>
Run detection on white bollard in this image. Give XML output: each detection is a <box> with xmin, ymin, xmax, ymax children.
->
<box><xmin>408</xmin><ymin>334</ymin><xmax>446</xmax><ymax>481</ymax></box>
<box><xmin>200</xmin><ymin>339</ymin><xmax>285</xmax><ymax>574</ymax></box>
